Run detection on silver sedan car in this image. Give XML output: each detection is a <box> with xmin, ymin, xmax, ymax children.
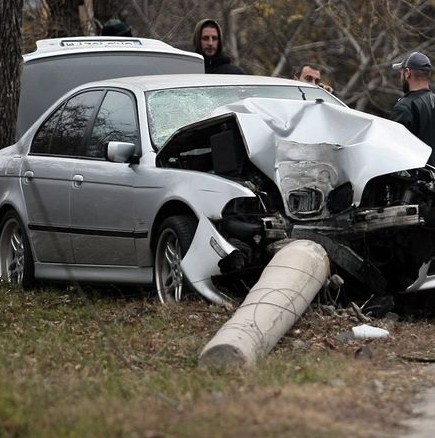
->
<box><xmin>1</xmin><ymin>74</ymin><xmax>435</xmax><ymax>307</ymax></box>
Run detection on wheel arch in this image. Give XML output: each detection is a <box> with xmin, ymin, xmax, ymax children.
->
<box><xmin>0</xmin><ymin>204</ymin><xmax>30</xmax><ymax>232</ymax></box>
<box><xmin>0</xmin><ymin>203</ymin><xmax>36</xmax><ymax>258</ymax></box>
<box><xmin>0</xmin><ymin>204</ymin><xmax>15</xmax><ymax>222</ymax></box>
<box><xmin>0</xmin><ymin>205</ymin><xmax>35</xmax><ymax>287</ymax></box>
<box><xmin>150</xmin><ymin>201</ymin><xmax>197</xmax><ymax>251</ymax></box>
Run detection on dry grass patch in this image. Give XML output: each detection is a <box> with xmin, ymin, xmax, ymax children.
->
<box><xmin>0</xmin><ymin>284</ymin><xmax>435</xmax><ymax>437</ymax></box>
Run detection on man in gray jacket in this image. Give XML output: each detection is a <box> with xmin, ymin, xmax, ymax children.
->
<box><xmin>392</xmin><ymin>51</ymin><xmax>435</xmax><ymax>165</ymax></box>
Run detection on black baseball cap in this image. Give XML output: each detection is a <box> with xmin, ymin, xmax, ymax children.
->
<box><xmin>392</xmin><ymin>51</ymin><xmax>431</xmax><ymax>71</ymax></box>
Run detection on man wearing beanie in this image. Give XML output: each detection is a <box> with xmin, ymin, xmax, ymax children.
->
<box><xmin>391</xmin><ymin>51</ymin><xmax>435</xmax><ymax>165</ymax></box>
<box><xmin>193</xmin><ymin>18</ymin><xmax>244</xmax><ymax>74</ymax></box>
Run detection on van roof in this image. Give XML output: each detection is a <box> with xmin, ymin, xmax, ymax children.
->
<box><xmin>24</xmin><ymin>36</ymin><xmax>203</xmax><ymax>62</ymax></box>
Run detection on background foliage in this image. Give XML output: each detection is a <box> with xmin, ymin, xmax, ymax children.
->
<box><xmin>22</xmin><ymin>0</ymin><xmax>435</xmax><ymax>117</ymax></box>
<box><xmin>0</xmin><ymin>0</ymin><xmax>433</xmax><ymax>146</ymax></box>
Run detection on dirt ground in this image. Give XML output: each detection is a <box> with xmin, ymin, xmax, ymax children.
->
<box><xmin>281</xmin><ymin>293</ymin><xmax>435</xmax><ymax>437</ymax></box>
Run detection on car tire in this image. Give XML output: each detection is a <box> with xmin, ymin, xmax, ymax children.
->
<box><xmin>154</xmin><ymin>215</ymin><xmax>197</xmax><ymax>303</ymax></box>
<box><xmin>0</xmin><ymin>210</ymin><xmax>34</xmax><ymax>288</ymax></box>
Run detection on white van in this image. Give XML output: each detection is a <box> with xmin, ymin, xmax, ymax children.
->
<box><xmin>17</xmin><ymin>36</ymin><xmax>204</xmax><ymax>139</ymax></box>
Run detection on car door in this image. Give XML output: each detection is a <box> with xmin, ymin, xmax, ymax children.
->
<box><xmin>70</xmin><ymin>89</ymin><xmax>139</xmax><ymax>266</ymax></box>
<box><xmin>21</xmin><ymin>90</ymin><xmax>104</xmax><ymax>263</ymax></box>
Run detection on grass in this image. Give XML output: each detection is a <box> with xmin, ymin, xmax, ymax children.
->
<box><xmin>0</xmin><ymin>283</ymin><xmax>435</xmax><ymax>437</ymax></box>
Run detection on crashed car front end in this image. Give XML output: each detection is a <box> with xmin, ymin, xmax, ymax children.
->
<box><xmin>158</xmin><ymin>97</ymin><xmax>435</xmax><ymax>305</ymax></box>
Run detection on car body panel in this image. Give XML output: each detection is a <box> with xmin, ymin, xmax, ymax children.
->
<box><xmin>21</xmin><ymin>155</ymin><xmax>74</xmax><ymax>263</ymax></box>
<box><xmin>34</xmin><ymin>262</ymin><xmax>153</xmax><ymax>285</ymax></box>
<box><xmin>181</xmin><ymin>213</ymin><xmax>237</xmax><ymax>305</ymax></box>
<box><xmin>70</xmin><ymin>160</ymin><xmax>138</xmax><ymax>265</ymax></box>
<box><xmin>210</xmin><ymin>98</ymin><xmax>431</xmax><ymax>208</ymax></box>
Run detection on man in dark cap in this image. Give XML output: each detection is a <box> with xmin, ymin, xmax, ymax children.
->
<box><xmin>101</xmin><ymin>19</ymin><xmax>132</xmax><ymax>37</ymax></box>
<box><xmin>193</xmin><ymin>18</ymin><xmax>244</xmax><ymax>74</ymax></box>
<box><xmin>391</xmin><ymin>51</ymin><xmax>435</xmax><ymax>165</ymax></box>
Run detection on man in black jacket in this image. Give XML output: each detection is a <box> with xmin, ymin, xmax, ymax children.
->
<box><xmin>391</xmin><ymin>51</ymin><xmax>435</xmax><ymax>165</ymax></box>
<box><xmin>193</xmin><ymin>18</ymin><xmax>244</xmax><ymax>74</ymax></box>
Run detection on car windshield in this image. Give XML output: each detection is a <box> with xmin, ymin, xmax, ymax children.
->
<box><xmin>146</xmin><ymin>85</ymin><xmax>342</xmax><ymax>150</ymax></box>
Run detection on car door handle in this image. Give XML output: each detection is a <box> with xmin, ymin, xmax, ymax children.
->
<box><xmin>23</xmin><ymin>170</ymin><xmax>34</xmax><ymax>183</ymax></box>
<box><xmin>72</xmin><ymin>174</ymin><xmax>84</xmax><ymax>188</ymax></box>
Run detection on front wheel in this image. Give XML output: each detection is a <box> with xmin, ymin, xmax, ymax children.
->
<box><xmin>154</xmin><ymin>215</ymin><xmax>197</xmax><ymax>303</ymax></box>
<box><xmin>0</xmin><ymin>211</ymin><xmax>34</xmax><ymax>288</ymax></box>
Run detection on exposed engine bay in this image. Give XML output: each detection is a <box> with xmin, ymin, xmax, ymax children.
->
<box><xmin>157</xmin><ymin>100</ymin><xmax>435</xmax><ymax>305</ymax></box>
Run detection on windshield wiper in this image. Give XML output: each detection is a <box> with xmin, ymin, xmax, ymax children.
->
<box><xmin>297</xmin><ymin>86</ymin><xmax>306</xmax><ymax>101</ymax></box>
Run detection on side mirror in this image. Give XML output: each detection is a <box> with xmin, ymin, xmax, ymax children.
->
<box><xmin>107</xmin><ymin>141</ymin><xmax>137</xmax><ymax>163</ymax></box>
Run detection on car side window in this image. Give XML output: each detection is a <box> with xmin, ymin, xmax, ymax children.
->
<box><xmin>31</xmin><ymin>104</ymin><xmax>65</xmax><ymax>154</ymax></box>
<box><xmin>31</xmin><ymin>90</ymin><xmax>103</xmax><ymax>156</ymax></box>
<box><xmin>87</xmin><ymin>91</ymin><xmax>139</xmax><ymax>159</ymax></box>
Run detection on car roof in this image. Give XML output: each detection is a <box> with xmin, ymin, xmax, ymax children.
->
<box><xmin>23</xmin><ymin>36</ymin><xmax>203</xmax><ymax>62</ymax></box>
<box><xmin>84</xmin><ymin>74</ymin><xmax>315</xmax><ymax>91</ymax></box>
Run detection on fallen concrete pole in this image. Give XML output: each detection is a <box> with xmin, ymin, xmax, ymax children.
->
<box><xmin>199</xmin><ymin>239</ymin><xmax>330</xmax><ymax>367</ymax></box>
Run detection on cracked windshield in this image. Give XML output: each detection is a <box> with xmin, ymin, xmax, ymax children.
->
<box><xmin>146</xmin><ymin>85</ymin><xmax>341</xmax><ymax>150</ymax></box>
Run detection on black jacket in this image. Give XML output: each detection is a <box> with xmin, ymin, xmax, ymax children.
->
<box><xmin>391</xmin><ymin>89</ymin><xmax>435</xmax><ymax>165</ymax></box>
<box><xmin>203</xmin><ymin>53</ymin><xmax>245</xmax><ymax>74</ymax></box>
<box><xmin>192</xmin><ymin>18</ymin><xmax>245</xmax><ymax>75</ymax></box>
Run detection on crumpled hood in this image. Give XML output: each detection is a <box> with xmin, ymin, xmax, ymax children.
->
<box><xmin>211</xmin><ymin>98</ymin><xmax>431</xmax><ymax>207</ymax></box>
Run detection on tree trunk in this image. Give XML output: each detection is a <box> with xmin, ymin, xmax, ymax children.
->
<box><xmin>0</xmin><ymin>0</ymin><xmax>23</xmax><ymax>146</ymax></box>
<box><xmin>44</xmin><ymin>0</ymin><xmax>86</xmax><ymax>37</ymax></box>
<box><xmin>79</xmin><ymin>0</ymin><xmax>96</xmax><ymax>35</ymax></box>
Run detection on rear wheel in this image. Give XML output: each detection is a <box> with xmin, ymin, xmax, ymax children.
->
<box><xmin>154</xmin><ymin>215</ymin><xmax>197</xmax><ymax>303</ymax></box>
<box><xmin>0</xmin><ymin>211</ymin><xmax>34</xmax><ymax>288</ymax></box>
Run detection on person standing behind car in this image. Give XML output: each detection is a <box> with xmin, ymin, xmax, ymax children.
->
<box><xmin>193</xmin><ymin>18</ymin><xmax>245</xmax><ymax>74</ymax></box>
<box><xmin>101</xmin><ymin>18</ymin><xmax>133</xmax><ymax>37</ymax></box>
<box><xmin>293</xmin><ymin>63</ymin><xmax>334</xmax><ymax>93</ymax></box>
<box><xmin>391</xmin><ymin>51</ymin><xmax>435</xmax><ymax>165</ymax></box>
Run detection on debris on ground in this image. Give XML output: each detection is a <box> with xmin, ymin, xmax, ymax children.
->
<box><xmin>352</xmin><ymin>324</ymin><xmax>390</xmax><ymax>340</ymax></box>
